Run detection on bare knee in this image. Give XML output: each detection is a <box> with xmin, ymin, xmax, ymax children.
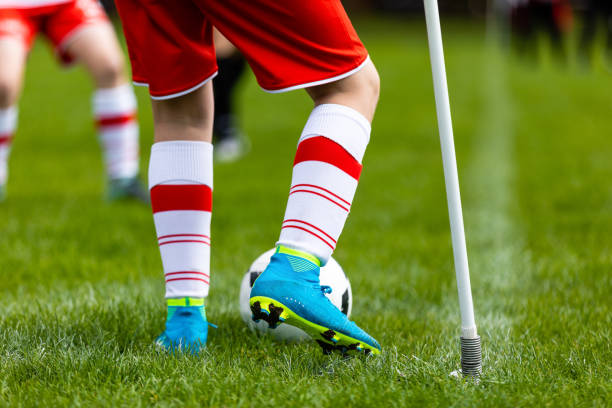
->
<box><xmin>359</xmin><ymin>62</ymin><xmax>380</xmax><ymax>109</ymax></box>
<box><xmin>92</xmin><ymin>54</ymin><xmax>126</xmax><ymax>88</ymax></box>
<box><xmin>0</xmin><ymin>40</ymin><xmax>26</xmax><ymax>108</ymax></box>
<box><xmin>307</xmin><ymin>60</ymin><xmax>380</xmax><ymax>121</ymax></box>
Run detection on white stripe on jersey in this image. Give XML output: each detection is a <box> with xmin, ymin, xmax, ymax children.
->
<box><xmin>0</xmin><ymin>0</ymin><xmax>72</xmax><ymax>9</ymax></box>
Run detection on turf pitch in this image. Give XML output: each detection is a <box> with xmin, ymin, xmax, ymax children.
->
<box><xmin>0</xmin><ymin>17</ymin><xmax>611</xmax><ymax>407</ymax></box>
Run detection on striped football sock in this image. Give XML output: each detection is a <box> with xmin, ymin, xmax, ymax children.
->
<box><xmin>0</xmin><ymin>106</ymin><xmax>17</xmax><ymax>187</ymax></box>
<box><xmin>278</xmin><ymin>104</ymin><xmax>371</xmax><ymax>264</ymax></box>
<box><xmin>149</xmin><ymin>141</ymin><xmax>213</xmax><ymax>298</ymax></box>
<box><xmin>93</xmin><ymin>84</ymin><xmax>140</xmax><ymax>180</ymax></box>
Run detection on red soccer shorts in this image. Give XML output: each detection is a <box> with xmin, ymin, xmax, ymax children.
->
<box><xmin>115</xmin><ymin>0</ymin><xmax>370</xmax><ymax>99</ymax></box>
<box><xmin>0</xmin><ymin>0</ymin><xmax>108</xmax><ymax>64</ymax></box>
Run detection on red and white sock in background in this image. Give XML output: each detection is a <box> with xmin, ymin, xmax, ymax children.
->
<box><xmin>0</xmin><ymin>106</ymin><xmax>17</xmax><ymax>187</ymax></box>
<box><xmin>278</xmin><ymin>103</ymin><xmax>371</xmax><ymax>265</ymax></box>
<box><xmin>93</xmin><ymin>84</ymin><xmax>140</xmax><ymax>180</ymax></box>
<box><xmin>149</xmin><ymin>141</ymin><xmax>213</xmax><ymax>298</ymax></box>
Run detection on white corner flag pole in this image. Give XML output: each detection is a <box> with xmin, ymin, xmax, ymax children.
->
<box><xmin>423</xmin><ymin>0</ymin><xmax>482</xmax><ymax>376</ymax></box>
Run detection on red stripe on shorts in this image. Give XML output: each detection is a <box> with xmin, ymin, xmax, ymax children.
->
<box><xmin>151</xmin><ymin>184</ymin><xmax>212</xmax><ymax>213</ymax></box>
<box><xmin>293</xmin><ymin>136</ymin><xmax>362</xmax><ymax>180</ymax></box>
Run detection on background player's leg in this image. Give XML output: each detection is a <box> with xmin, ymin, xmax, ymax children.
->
<box><xmin>579</xmin><ymin>0</ymin><xmax>598</xmax><ymax>65</ymax></box>
<box><xmin>276</xmin><ymin>60</ymin><xmax>380</xmax><ymax>263</ymax></box>
<box><xmin>64</xmin><ymin>25</ymin><xmax>146</xmax><ymax>201</ymax></box>
<box><xmin>0</xmin><ymin>38</ymin><xmax>27</xmax><ymax>201</ymax></box>
<box><xmin>212</xmin><ymin>29</ymin><xmax>248</xmax><ymax>162</ymax></box>
<box><xmin>605</xmin><ymin>0</ymin><xmax>612</xmax><ymax>59</ymax></box>
<box><xmin>149</xmin><ymin>84</ymin><xmax>215</xmax><ymax>351</ymax></box>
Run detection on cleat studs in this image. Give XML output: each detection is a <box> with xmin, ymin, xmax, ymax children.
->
<box><xmin>250</xmin><ymin>300</ymin><xmax>287</xmax><ymax>328</ymax></box>
<box><xmin>316</xmin><ymin>340</ymin><xmax>334</xmax><ymax>355</ymax></box>
<box><xmin>250</xmin><ymin>301</ymin><xmax>271</xmax><ymax>323</ymax></box>
<box><xmin>347</xmin><ymin>343</ymin><xmax>360</xmax><ymax>351</ymax></box>
<box><xmin>320</xmin><ymin>330</ymin><xmax>337</xmax><ymax>342</ymax></box>
<box><xmin>268</xmin><ymin>304</ymin><xmax>284</xmax><ymax>321</ymax></box>
<box><xmin>250</xmin><ymin>301</ymin><xmax>261</xmax><ymax>314</ymax></box>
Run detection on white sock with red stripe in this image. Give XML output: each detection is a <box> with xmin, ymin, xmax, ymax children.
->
<box><xmin>0</xmin><ymin>106</ymin><xmax>17</xmax><ymax>187</ymax></box>
<box><xmin>93</xmin><ymin>84</ymin><xmax>140</xmax><ymax>180</ymax></box>
<box><xmin>278</xmin><ymin>104</ymin><xmax>371</xmax><ymax>264</ymax></box>
<box><xmin>149</xmin><ymin>141</ymin><xmax>213</xmax><ymax>298</ymax></box>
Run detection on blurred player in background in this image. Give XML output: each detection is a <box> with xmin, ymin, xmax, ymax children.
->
<box><xmin>115</xmin><ymin>0</ymin><xmax>382</xmax><ymax>355</ymax></box>
<box><xmin>212</xmin><ymin>29</ymin><xmax>248</xmax><ymax>163</ymax></box>
<box><xmin>579</xmin><ymin>0</ymin><xmax>612</xmax><ymax>67</ymax></box>
<box><xmin>509</xmin><ymin>0</ymin><xmax>573</xmax><ymax>60</ymax></box>
<box><xmin>0</xmin><ymin>0</ymin><xmax>147</xmax><ymax>202</ymax></box>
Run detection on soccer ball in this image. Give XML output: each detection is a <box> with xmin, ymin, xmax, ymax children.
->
<box><xmin>239</xmin><ymin>248</ymin><xmax>352</xmax><ymax>342</ymax></box>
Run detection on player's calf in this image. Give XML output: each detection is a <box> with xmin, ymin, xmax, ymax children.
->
<box><xmin>0</xmin><ymin>39</ymin><xmax>26</xmax><ymax>199</ymax></box>
<box><xmin>0</xmin><ymin>106</ymin><xmax>17</xmax><ymax>200</ymax></box>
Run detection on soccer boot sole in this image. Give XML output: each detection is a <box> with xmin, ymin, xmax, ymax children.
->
<box><xmin>250</xmin><ymin>296</ymin><xmax>380</xmax><ymax>356</ymax></box>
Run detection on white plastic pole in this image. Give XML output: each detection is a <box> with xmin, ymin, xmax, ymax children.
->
<box><xmin>423</xmin><ymin>0</ymin><xmax>481</xmax><ymax>376</ymax></box>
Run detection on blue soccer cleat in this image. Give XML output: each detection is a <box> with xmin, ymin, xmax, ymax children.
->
<box><xmin>249</xmin><ymin>245</ymin><xmax>381</xmax><ymax>355</ymax></box>
<box><xmin>156</xmin><ymin>297</ymin><xmax>210</xmax><ymax>354</ymax></box>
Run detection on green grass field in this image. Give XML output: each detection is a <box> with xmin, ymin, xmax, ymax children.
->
<box><xmin>1</xmin><ymin>16</ymin><xmax>611</xmax><ymax>407</ymax></box>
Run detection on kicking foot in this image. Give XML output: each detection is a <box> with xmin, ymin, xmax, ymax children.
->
<box><xmin>249</xmin><ymin>246</ymin><xmax>381</xmax><ymax>356</ymax></box>
<box><xmin>156</xmin><ymin>297</ymin><xmax>210</xmax><ymax>354</ymax></box>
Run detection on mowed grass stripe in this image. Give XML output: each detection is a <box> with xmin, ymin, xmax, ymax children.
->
<box><xmin>461</xmin><ymin>43</ymin><xmax>548</xmax><ymax>390</ymax></box>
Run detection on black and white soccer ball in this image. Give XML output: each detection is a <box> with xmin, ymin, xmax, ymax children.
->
<box><xmin>239</xmin><ymin>248</ymin><xmax>352</xmax><ymax>342</ymax></box>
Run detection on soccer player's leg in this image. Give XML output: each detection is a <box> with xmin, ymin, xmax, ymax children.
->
<box><xmin>0</xmin><ymin>13</ymin><xmax>29</xmax><ymax>201</ymax></box>
<box><xmin>250</xmin><ymin>63</ymin><xmax>381</xmax><ymax>355</ymax></box>
<box><xmin>203</xmin><ymin>0</ymin><xmax>382</xmax><ymax>355</ymax></box>
<box><xmin>115</xmin><ymin>0</ymin><xmax>218</xmax><ymax>352</ymax></box>
<box><xmin>212</xmin><ymin>29</ymin><xmax>248</xmax><ymax>163</ymax></box>
<box><xmin>201</xmin><ymin>0</ymin><xmax>383</xmax><ymax>355</ymax></box>
<box><xmin>53</xmin><ymin>1</ymin><xmax>147</xmax><ymax>202</ymax></box>
<box><xmin>149</xmin><ymin>84</ymin><xmax>215</xmax><ymax>354</ymax></box>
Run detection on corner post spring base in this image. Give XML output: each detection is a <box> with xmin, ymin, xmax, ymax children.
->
<box><xmin>460</xmin><ymin>336</ymin><xmax>482</xmax><ymax>377</ymax></box>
